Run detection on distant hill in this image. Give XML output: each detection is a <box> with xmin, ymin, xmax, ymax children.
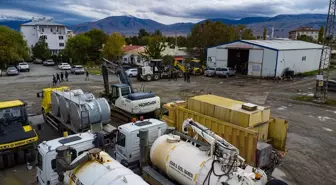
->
<box><xmin>0</xmin><ymin>14</ymin><xmax>328</xmax><ymax>37</ymax></box>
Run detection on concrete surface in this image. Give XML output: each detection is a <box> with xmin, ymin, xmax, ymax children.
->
<box><xmin>0</xmin><ymin>63</ymin><xmax>336</xmax><ymax>185</ymax></box>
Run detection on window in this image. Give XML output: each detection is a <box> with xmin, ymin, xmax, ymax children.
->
<box><xmin>40</xmin><ymin>35</ymin><xmax>47</xmax><ymax>40</ymax></box>
<box><xmin>59</xmin><ymin>43</ymin><xmax>64</xmax><ymax>47</ymax></box>
<box><xmin>208</xmin><ymin>57</ymin><xmax>212</xmax><ymax>62</ymax></box>
<box><xmin>302</xmin><ymin>56</ymin><xmax>307</xmax><ymax>61</ymax></box>
<box><xmin>37</xmin><ymin>153</ymin><xmax>43</xmax><ymax>170</ymax></box>
<box><xmin>121</xmin><ymin>87</ymin><xmax>130</xmax><ymax>96</ymax></box>
<box><xmin>117</xmin><ymin>132</ymin><xmax>126</xmax><ymax>147</ymax></box>
<box><xmin>51</xmin><ymin>159</ymin><xmax>56</xmax><ymax>170</ymax></box>
<box><xmin>42</xmin><ymin>28</ymin><xmax>44</xmax><ymax>32</ymax></box>
<box><xmin>59</xmin><ymin>36</ymin><xmax>64</xmax><ymax>40</ymax></box>
<box><xmin>51</xmin><ymin>28</ymin><xmax>53</xmax><ymax>32</ymax></box>
<box><xmin>223</xmin><ymin>68</ymin><xmax>228</xmax><ymax>71</ymax></box>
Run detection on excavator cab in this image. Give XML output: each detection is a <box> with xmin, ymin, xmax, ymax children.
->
<box><xmin>110</xmin><ymin>84</ymin><xmax>132</xmax><ymax>104</ymax></box>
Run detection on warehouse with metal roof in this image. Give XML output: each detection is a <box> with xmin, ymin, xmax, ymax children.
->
<box><xmin>207</xmin><ymin>40</ymin><xmax>329</xmax><ymax>77</ymax></box>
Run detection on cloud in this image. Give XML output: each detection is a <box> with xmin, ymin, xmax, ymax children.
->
<box><xmin>0</xmin><ymin>9</ymin><xmax>47</xmax><ymax>20</ymax></box>
<box><xmin>0</xmin><ymin>0</ymin><xmax>331</xmax><ymax>24</ymax></box>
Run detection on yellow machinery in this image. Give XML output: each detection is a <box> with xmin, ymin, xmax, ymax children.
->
<box><xmin>39</xmin><ymin>86</ymin><xmax>70</xmax><ymax>114</ymax></box>
<box><xmin>0</xmin><ymin>100</ymin><xmax>38</xmax><ymax>169</ymax></box>
<box><xmin>189</xmin><ymin>59</ymin><xmax>203</xmax><ymax>75</ymax></box>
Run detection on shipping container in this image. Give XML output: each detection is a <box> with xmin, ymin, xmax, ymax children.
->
<box><xmin>162</xmin><ymin>101</ymin><xmax>288</xmax><ymax>166</ymax></box>
<box><xmin>187</xmin><ymin>95</ymin><xmax>270</xmax><ymax>128</ymax></box>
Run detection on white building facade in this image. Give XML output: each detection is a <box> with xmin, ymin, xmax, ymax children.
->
<box><xmin>20</xmin><ymin>17</ymin><xmax>70</xmax><ymax>55</ymax></box>
<box><xmin>289</xmin><ymin>27</ymin><xmax>319</xmax><ymax>41</ymax></box>
<box><xmin>207</xmin><ymin>40</ymin><xmax>328</xmax><ymax>78</ymax></box>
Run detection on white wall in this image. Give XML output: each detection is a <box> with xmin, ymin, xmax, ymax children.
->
<box><xmin>247</xmin><ymin>49</ymin><xmax>263</xmax><ymax>76</ymax></box>
<box><xmin>215</xmin><ymin>48</ymin><xmax>228</xmax><ymax>68</ymax></box>
<box><xmin>262</xmin><ymin>49</ymin><xmax>277</xmax><ymax>77</ymax></box>
<box><xmin>276</xmin><ymin>49</ymin><xmax>322</xmax><ymax>76</ymax></box>
<box><xmin>21</xmin><ymin>26</ymin><xmax>38</xmax><ymax>48</ymax></box>
<box><xmin>207</xmin><ymin>47</ymin><xmax>217</xmax><ymax>68</ymax></box>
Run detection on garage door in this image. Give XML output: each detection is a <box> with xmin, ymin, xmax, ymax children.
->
<box><xmin>216</xmin><ymin>48</ymin><xmax>228</xmax><ymax>68</ymax></box>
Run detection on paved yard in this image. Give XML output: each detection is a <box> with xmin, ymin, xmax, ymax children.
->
<box><xmin>0</xmin><ymin>63</ymin><xmax>335</xmax><ymax>185</ymax></box>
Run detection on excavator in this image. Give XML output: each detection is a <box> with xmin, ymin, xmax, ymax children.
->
<box><xmin>101</xmin><ymin>58</ymin><xmax>161</xmax><ymax>122</ymax></box>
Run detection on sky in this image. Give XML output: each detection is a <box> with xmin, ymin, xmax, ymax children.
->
<box><xmin>0</xmin><ymin>0</ymin><xmax>330</xmax><ymax>24</ymax></box>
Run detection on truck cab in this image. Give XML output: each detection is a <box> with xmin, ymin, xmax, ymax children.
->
<box><xmin>0</xmin><ymin>100</ymin><xmax>38</xmax><ymax>169</ymax></box>
<box><xmin>36</xmin><ymin>132</ymin><xmax>96</xmax><ymax>185</ymax></box>
<box><xmin>38</xmin><ymin>86</ymin><xmax>70</xmax><ymax>114</ymax></box>
<box><xmin>115</xmin><ymin>119</ymin><xmax>167</xmax><ymax>167</ymax></box>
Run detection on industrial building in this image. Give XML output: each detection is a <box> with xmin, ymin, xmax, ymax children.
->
<box><xmin>207</xmin><ymin>40</ymin><xmax>328</xmax><ymax>77</ymax></box>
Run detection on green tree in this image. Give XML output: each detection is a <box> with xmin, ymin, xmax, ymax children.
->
<box><xmin>103</xmin><ymin>32</ymin><xmax>126</xmax><ymax>61</ymax></box>
<box><xmin>142</xmin><ymin>36</ymin><xmax>166</xmax><ymax>60</ymax></box>
<box><xmin>32</xmin><ymin>38</ymin><xmax>51</xmax><ymax>60</ymax></box>
<box><xmin>0</xmin><ymin>26</ymin><xmax>30</xmax><ymax>68</ymax></box>
<box><xmin>152</xmin><ymin>29</ymin><xmax>162</xmax><ymax>37</ymax></box>
<box><xmin>263</xmin><ymin>27</ymin><xmax>267</xmax><ymax>40</ymax></box>
<box><xmin>242</xmin><ymin>29</ymin><xmax>256</xmax><ymax>40</ymax></box>
<box><xmin>84</xmin><ymin>28</ymin><xmax>107</xmax><ymax>62</ymax></box>
<box><xmin>318</xmin><ymin>26</ymin><xmax>324</xmax><ymax>43</ymax></box>
<box><xmin>63</xmin><ymin>34</ymin><xmax>92</xmax><ymax>64</ymax></box>
<box><xmin>162</xmin><ymin>55</ymin><xmax>174</xmax><ymax>65</ymax></box>
<box><xmin>297</xmin><ymin>34</ymin><xmax>314</xmax><ymax>43</ymax></box>
<box><xmin>138</xmin><ymin>29</ymin><xmax>149</xmax><ymax>38</ymax></box>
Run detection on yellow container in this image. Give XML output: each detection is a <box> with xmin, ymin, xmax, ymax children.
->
<box><xmin>188</xmin><ymin>95</ymin><xmax>270</xmax><ymax>128</ymax></box>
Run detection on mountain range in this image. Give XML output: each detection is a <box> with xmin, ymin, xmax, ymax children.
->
<box><xmin>0</xmin><ymin>14</ymin><xmax>327</xmax><ymax>37</ymax></box>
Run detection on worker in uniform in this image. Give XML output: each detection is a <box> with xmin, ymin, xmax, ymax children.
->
<box><xmin>187</xmin><ymin>68</ymin><xmax>191</xmax><ymax>83</ymax></box>
<box><xmin>65</xmin><ymin>70</ymin><xmax>69</xmax><ymax>81</ymax></box>
<box><xmin>85</xmin><ymin>70</ymin><xmax>89</xmax><ymax>81</ymax></box>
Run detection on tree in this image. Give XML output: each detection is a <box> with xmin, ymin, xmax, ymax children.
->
<box><xmin>162</xmin><ymin>55</ymin><xmax>174</xmax><ymax>65</ymax></box>
<box><xmin>32</xmin><ymin>38</ymin><xmax>51</xmax><ymax>60</ymax></box>
<box><xmin>297</xmin><ymin>34</ymin><xmax>314</xmax><ymax>43</ymax></box>
<box><xmin>142</xmin><ymin>36</ymin><xmax>166</xmax><ymax>60</ymax></box>
<box><xmin>242</xmin><ymin>29</ymin><xmax>256</xmax><ymax>40</ymax></box>
<box><xmin>84</xmin><ymin>28</ymin><xmax>107</xmax><ymax>62</ymax></box>
<box><xmin>318</xmin><ymin>26</ymin><xmax>324</xmax><ymax>43</ymax></box>
<box><xmin>103</xmin><ymin>32</ymin><xmax>126</xmax><ymax>61</ymax></box>
<box><xmin>152</xmin><ymin>29</ymin><xmax>162</xmax><ymax>37</ymax></box>
<box><xmin>0</xmin><ymin>26</ymin><xmax>30</xmax><ymax>68</ymax></box>
<box><xmin>263</xmin><ymin>27</ymin><xmax>267</xmax><ymax>40</ymax></box>
<box><xmin>63</xmin><ymin>34</ymin><xmax>92</xmax><ymax>64</ymax></box>
<box><xmin>138</xmin><ymin>29</ymin><xmax>149</xmax><ymax>38</ymax></box>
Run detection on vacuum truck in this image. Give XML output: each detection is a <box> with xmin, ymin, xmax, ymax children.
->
<box><xmin>36</xmin><ymin>132</ymin><xmax>149</xmax><ymax>185</ymax></box>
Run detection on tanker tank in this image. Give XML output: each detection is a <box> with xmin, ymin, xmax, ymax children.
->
<box><xmin>62</xmin><ymin>149</ymin><xmax>149</xmax><ymax>185</ymax></box>
<box><xmin>150</xmin><ymin>134</ymin><xmax>268</xmax><ymax>185</ymax></box>
<box><xmin>51</xmin><ymin>89</ymin><xmax>84</xmax><ymax>118</ymax></box>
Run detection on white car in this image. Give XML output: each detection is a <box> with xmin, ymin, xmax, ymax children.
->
<box><xmin>71</xmin><ymin>65</ymin><xmax>85</xmax><ymax>74</ymax></box>
<box><xmin>58</xmin><ymin>63</ymin><xmax>71</xmax><ymax>70</ymax></box>
<box><xmin>43</xmin><ymin>59</ymin><xmax>55</xmax><ymax>66</ymax></box>
<box><xmin>16</xmin><ymin>62</ymin><xmax>30</xmax><ymax>72</ymax></box>
<box><xmin>126</xmin><ymin>68</ymin><xmax>138</xmax><ymax>77</ymax></box>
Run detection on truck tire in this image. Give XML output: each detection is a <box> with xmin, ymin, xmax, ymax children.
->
<box><xmin>0</xmin><ymin>155</ymin><xmax>4</xmax><ymax>169</ymax></box>
<box><xmin>266</xmin><ymin>179</ymin><xmax>288</xmax><ymax>185</ymax></box>
<box><xmin>16</xmin><ymin>150</ymin><xmax>25</xmax><ymax>164</ymax></box>
<box><xmin>5</xmin><ymin>153</ymin><xmax>15</xmax><ymax>168</ymax></box>
<box><xmin>145</xmin><ymin>75</ymin><xmax>152</xmax><ymax>81</ymax></box>
<box><xmin>178</xmin><ymin>72</ymin><xmax>183</xmax><ymax>78</ymax></box>
<box><xmin>153</xmin><ymin>74</ymin><xmax>160</xmax><ymax>81</ymax></box>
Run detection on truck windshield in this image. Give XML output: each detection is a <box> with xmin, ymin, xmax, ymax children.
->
<box><xmin>0</xmin><ymin>106</ymin><xmax>23</xmax><ymax>123</ymax></box>
<box><xmin>117</xmin><ymin>132</ymin><xmax>126</xmax><ymax>147</ymax></box>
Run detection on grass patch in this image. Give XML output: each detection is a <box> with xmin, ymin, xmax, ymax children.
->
<box><xmin>87</xmin><ymin>68</ymin><xmax>101</xmax><ymax>75</ymax></box>
<box><xmin>293</xmin><ymin>95</ymin><xmax>336</xmax><ymax>106</ymax></box>
<box><xmin>298</xmin><ymin>70</ymin><xmax>319</xmax><ymax>76</ymax></box>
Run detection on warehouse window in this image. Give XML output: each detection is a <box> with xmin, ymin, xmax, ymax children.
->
<box><xmin>59</xmin><ymin>43</ymin><xmax>64</xmax><ymax>47</ymax></box>
<box><xmin>302</xmin><ymin>56</ymin><xmax>306</xmax><ymax>61</ymax></box>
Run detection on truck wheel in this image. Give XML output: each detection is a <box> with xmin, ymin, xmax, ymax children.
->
<box><xmin>5</xmin><ymin>154</ymin><xmax>15</xmax><ymax>167</ymax></box>
<box><xmin>129</xmin><ymin>74</ymin><xmax>133</xmax><ymax>78</ymax></box>
<box><xmin>266</xmin><ymin>179</ymin><xmax>288</xmax><ymax>185</ymax></box>
<box><xmin>16</xmin><ymin>150</ymin><xmax>25</xmax><ymax>164</ymax></box>
<box><xmin>153</xmin><ymin>74</ymin><xmax>160</xmax><ymax>80</ymax></box>
<box><xmin>145</xmin><ymin>75</ymin><xmax>152</xmax><ymax>81</ymax></box>
<box><xmin>178</xmin><ymin>72</ymin><xmax>183</xmax><ymax>78</ymax></box>
<box><xmin>0</xmin><ymin>155</ymin><xmax>4</xmax><ymax>169</ymax></box>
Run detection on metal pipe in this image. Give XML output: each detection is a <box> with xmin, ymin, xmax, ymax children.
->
<box><xmin>138</xmin><ymin>129</ymin><xmax>149</xmax><ymax>172</ymax></box>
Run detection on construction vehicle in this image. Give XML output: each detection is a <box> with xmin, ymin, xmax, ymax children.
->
<box><xmin>0</xmin><ymin>100</ymin><xmax>38</xmax><ymax>169</ymax></box>
<box><xmin>137</xmin><ymin>59</ymin><xmax>165</xmax><ymax>81</ymax></box>
<box><xmin>36</xmin><ymin>132</ymin><xmax>148</xmax><ymax>185</ymax></box>
<box><xmin>161</xmin><ymin>95</ymin><xmax>288</xmax><ymax>174</ymax></box>
<box><xmin>101</xmin><ymin>58</ymin><xmax>160</xmax><ymax>121</ymax></box>
<box><xmin>114</xmin><ymin>118</ymin><xmax>286</xmax><ymax>185</ymax></box>
<box><xmin>37</xmin><ymin>86</ymin><xmax>118</xmax><ymax>142</ymax></box>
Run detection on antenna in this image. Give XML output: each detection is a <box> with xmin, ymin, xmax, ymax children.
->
<box><xmin>314</xmin><ymin>0</ymin><xmax>335</xmax><ymax>103</ymax></box>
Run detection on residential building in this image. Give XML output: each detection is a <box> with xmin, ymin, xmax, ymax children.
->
<box><xmin>207</xmin><ymin>40</ymin><xmax>328</xmax><ymax>77</ymax></box>
<box><xmin>122</xmin><ymin>45</ymin><xmax>145</xmax><ymax>66</ymax></box>
<box><xmin>289</xmin><ymin>26</ymin><xmax>319</xmax><ymax>41</ymax></box>
<box><xmin>20</xmin><ymin>17</ymin><xmax>70</xmax><ymax>55</ymax></box>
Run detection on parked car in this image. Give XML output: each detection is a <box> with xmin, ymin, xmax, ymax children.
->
<box><xmin>204</xmin><ymin>68</ymin><xmax>216</xmax><ymax>77</ymax></box>
<box><xmin>7</xmin><ymin>66</ymin><xmax>19</xmax><ymax>76</ymax></box>
<box><xmin>43</xmin><ymin>59</ymin><xmax>55</xmax><ymax>66</ymax></box>
<box><xmin>33</xmin><ymin>58</ymin><xmax>43</xmax><ymax>64</ymax></box>
<box><xmin>326</xmin><ymin>79</ymin><xmax>336</xmax><ymax>92</ymax></box>
<box><xmin>16</xmin><ymin>62</ymin><xmax>30</xmax><ymax>72</ymax></box>
<box><xmin>215</xmin><ymin>67</ymin><xmax>236</xmax><ymax>78</ymax></box>
<box><xmin>58</xmin><ymin>63</ymin><xmax>71</xmax><ymax>70</ymax></box>
<box><xmin>71</xmin><ymin>65</ymin><xmax>85</xmax><ymax>74</ymax></box>
<box><xmin>125</xmin><ymin>68</ymin><xmax>138</xmax><ymax>77</ymax></box>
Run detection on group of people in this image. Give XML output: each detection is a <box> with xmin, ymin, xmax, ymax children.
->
<box><xmin>168</xmin><ymin>68</ymin><xmax>192</xmax><ymax>83</ymax></box>
<box><xmin>53</xmin><ymin>71</ymin><xmax>69</xmax><ymax>85</ymax></box>
<box><xmin>184</xmin><ymin>69</ymin><xmax>192</xmax><ymax>83</ymax></box>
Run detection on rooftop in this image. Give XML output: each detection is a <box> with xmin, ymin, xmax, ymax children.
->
<box><xmin>241</xmin><ymin>40</ymin><xmax>324</xmax><ymax>50</ymax></box>
<box><xmin>21</xmin><ymin>17</ymin><xmax>64</xmax><ymax>26</ymax></box>
<box><xmin>118</xmin><ymin>119</ymin><xmax>166</xmax><ymax>133</ymax></box>
<box><xmin>123</xmin><ymin>45</ymin><xmax>143</xmax><ymax>52</ymax></box>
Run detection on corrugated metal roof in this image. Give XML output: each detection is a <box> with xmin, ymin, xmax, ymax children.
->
<box><xmin>241</xmin><ymin>40</ymin><xmax>324</xmax><ymax>50</ymax></box>
<box><xmin>21</xmin><ymin>20</ymin><xmax>64</xmax><ymax>26</ymax></box>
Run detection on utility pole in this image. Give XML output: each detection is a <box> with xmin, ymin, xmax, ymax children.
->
<box><xmin>314</xmin><ymin>0</ymin><xmax>336</xmax><ymax>103</ymax></box>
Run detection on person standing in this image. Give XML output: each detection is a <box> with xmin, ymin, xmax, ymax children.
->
<box><xmin>65</xmin><ymin>70</ymin><xmax>69</xmax><ymax>81</ymax></box>
<box><xmin>184</xmin><ymin>71</ymin><xmax>187</xmax><ymax>82</ymax></box>
<box><xmin>174</xmin><ymin>69</ymin><xmax>178</xmax><ymax>81</ymax></box>
<box><xmin>56</xmin><ymin>73</ymin><xmax>60</xmax><ymax>83</ymax></box>
<box><xmin>52</xmin><ymin>75</ymin><xmax>57</xmax><ymax>86</ymax></box>
<box><xmin>60</xmin><ymin>72</ymin><xmax>64</xmax><ymax>82</ymax></box>
<box><xmin>85</xmin><ymin>70</ymin><xmax>89</xmax><ymax>81</ymax></box>
<box><xmin>187</xmin><ymin>68</ymin><xmax>191</xmax><ymax>83</ymax></box>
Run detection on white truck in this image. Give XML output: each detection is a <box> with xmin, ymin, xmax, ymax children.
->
<box><xmin>36</xmin><ymin>132</ymin><xmax>149</xmax><ymax>185</ymax></box>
